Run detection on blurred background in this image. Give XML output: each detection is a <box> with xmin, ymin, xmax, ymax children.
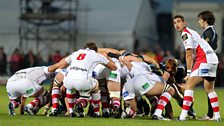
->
<box><xmin>0</xmin><ymin>0</ymin><xmax>224</xmax><ymax>86</ymax></box>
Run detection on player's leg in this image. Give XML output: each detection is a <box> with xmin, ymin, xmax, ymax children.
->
<box><xmin>75</xmin><ymin>96</ymin><xmax>89</xmax><ymax>117</ymax></box>
<box><xmin>147</xmin><ymin>82</ymin><xmax>174</xmax><ymax>120</ymax></box>
<box><xmin>121</xmin><ymin>79</ymin><xmax>137</xmax><ymax>118</ymax></box>
<box><xmin>66</xmin><ymin>89</ymin><xmax>76</xmax><ymax>117</ymax></box>
<box><xmin>6</xmin><ymin>78</ymin><xmax>23</xmax><ymax>115</ymax></box>
<box><xmin>99</xmin><ymin>80</ymin><xmax>110</xmax><ymax>117</ymax></box>
<box><xmin>204</xmin><ymin>77</ymin><xmax>221</xmax><ymax>121</ymax></box>
<box><xmin>179</xmin><ymin>76</ymin><xmax>203</xmax><ymax>120</ymax></box>
<box><xmin>24</xmin><ymin>87</ymin><xmax>49</xmax><ymax>115</ymax></box>
<box><xmin>90</xmin><ymin>79</ymin><xmax>101</xmax><ymax>117</ymax></box>
<box><xmin>49</xmin><ymin>72</ymin><xmax>64</xmax><ymax>116</ymax></box>
<box><xmin>107</xmin><ymin>80</ymin><xmax>121</xmax><ymax>118</ymax></box>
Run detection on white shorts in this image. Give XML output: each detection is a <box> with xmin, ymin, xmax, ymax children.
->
<box><xmin>63</xmin><ymin>76</ymin><xmax>98</xmax><ymax>95</ymax></box>
<box><xmin>191</xmin><ymin>63</ymin><xmax>218</xmax><ymax>77</ymax></box>
<box><xmin>6</xmin><ymin>77</ymin><xmax>42</xmax><ymax>99</ymax></box>
<box><xmin>122</xmin><ymin>73</ymin><xmax>162</xmax><ymax>101</ymax></box>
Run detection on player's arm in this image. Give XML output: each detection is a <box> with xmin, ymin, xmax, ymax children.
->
<box><xmin>98</xmin><ymin>48</ymin><xmax>120</xmax><ymax>54</ymax></box>
<box><xmin>48</xmin><ymin>57</ymin><xmax>70</xmax><ymax>72</ymax></box>
<box><xmin>19</xmin><ymin>96</ymin><xmax>27</xmax><ymax>115</ymax></box>
<box><xmin>123</xmin><ymin>98</ymin><xmax>137</xmax><ymax>118</ymax></box>
<box><xmin>142</xmin><ymin>54</ymin><xmax>160</xmax><ymax>69</ymax></box>
<box><xmin>185</xmin><ymin>48</ymin><xmax>194</xmax><ymax>75</ymax></box>
<box><xmin>100</xmin><ymin>54</ymin><xmax>117</xmax><ymax>71</ymax></box>
<box><xmin>119</xmin><ymin>56</ymin><xmax>133</xmax><ymax>71</ymax></box>
<box><xmin>182</xmin><ymin>32</ymin><xmax>193</xmax><ymax>76</ymax></box>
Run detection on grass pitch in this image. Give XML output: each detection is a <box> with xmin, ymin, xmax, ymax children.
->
<box><xmin>0</xmin><ymin>85</ymin><xmax>224</xmax><ymax>126</ymax></box>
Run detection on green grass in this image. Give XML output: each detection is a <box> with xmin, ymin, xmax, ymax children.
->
<box><xmin>0</xmin><ymin>85</ymin><xmax>224</xmax><ymax>126</ymax></box>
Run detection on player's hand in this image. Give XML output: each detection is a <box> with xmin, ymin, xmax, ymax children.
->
<box><xmin>121</xmin><ymin>106</ymin><xmax>136</xmax><ymax>119</ymax></box>
<box><xmin>184</xmin><ymin>75</ymin><xmax>190</xmax><ymax>81</ymax></box>
<box><xmin>162</xmin><ymin>71</ymin><xmax>170</xmax><ymax>81</ymax></box>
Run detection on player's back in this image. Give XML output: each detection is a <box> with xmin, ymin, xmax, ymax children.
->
<box><xmin>68</xmin><ymin>49</ymin><xmax>108</xmax><ymax>79</ymax></box>
<box><xmin>10</xmin><ymin>67</ymin><xmax>47</xmax><ymax>84</ymax></box>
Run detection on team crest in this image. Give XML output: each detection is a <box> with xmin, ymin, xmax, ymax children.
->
<box><xmin>182</xmin><ymin>34</ymin><xmax>188</xmax><ymax>41</ymax></box>
<box><xmin>205</xmin><ymin>38</ymin><xmax>210</xmax><ymax>42</ymax></box>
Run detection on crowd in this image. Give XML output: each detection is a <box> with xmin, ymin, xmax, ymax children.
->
<box><xmin>0</xmin><ymin>47</ymin><xmax>66</xmax><ymax>75</ymax></box>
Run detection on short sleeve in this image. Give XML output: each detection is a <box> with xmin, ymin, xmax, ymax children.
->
<box><xmin>65</xmin><ymin>55</ymin><xmax>72</xmax><ymax>64</ymax></box>
<box><xmin>181</xmin><ymin>33</ymin><xmax>193</xmax><ymax>49</ymax></box>
<box><xmin>98</xmin><ymin>54</ymin><xmax>109</xmax><ymax>65</ymax></box>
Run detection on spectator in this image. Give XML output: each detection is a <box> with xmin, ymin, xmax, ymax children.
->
<box><xmin>52</xmin><ymin>50</ymin><xmax>63</xmax><ymax>63</ymax></box>
<box><xmin>23</xmin><ymin>49</ymin><xmax>38</xmax><ymax>68</ymax></box>
<box><xmin>9</xmin><ymin>48</ymin><xmax>23</xmax><ymax>75</ymax></box>
<box><xmin>36</xmin><ymin>52</ymin><xmax>46</xmax><ymax>66</ymax></box>
<box><xmin>0</xmin><ymin>47</ymin><xmax>7</xmax><ymax>75</ymax></box>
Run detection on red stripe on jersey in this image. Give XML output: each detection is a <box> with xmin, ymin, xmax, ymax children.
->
<box><xmin>183</xmin><ymin>28</ymin><xmax>192</xmax><ymax>35</ymax></box>
<box><xmin>192</xmin><ymin>45</ymin><xmax>207</xmax><ymax>72</ymax></box>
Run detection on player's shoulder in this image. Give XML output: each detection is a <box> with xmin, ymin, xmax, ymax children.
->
<box><xmin>204</xmin><ymin>26</ymin><xmax>216</xmax><ymax>34</ymax></box>
<box><xmin>182</xmin><ymin>27</ymin><xmax>195</xmax><ymax>35</ymax></box>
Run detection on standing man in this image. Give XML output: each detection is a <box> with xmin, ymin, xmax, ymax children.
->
<box><xmin>197</xmin><ymin>10</ymin><xmax>218</xmax><ymax>120</ymax></box>
<box><xmin>198</xmin><ymin>10</ymin><xmax>218</xmax><ymax>51</ymax></box>
<box><xmin>173</xmin><ymin>15</ymin><xmax>221</xmax><ymax>121</ymax></box>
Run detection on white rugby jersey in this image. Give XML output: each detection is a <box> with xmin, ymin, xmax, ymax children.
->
<box><xmin>65</xmin><ymin>49</ymin><xmax>109</xmax><ymax>79</ymax></box>
<box><xmin>11</xmin><ymin>66</ymin><xmax>50</xmax><ymax>84</ymax></box>
<box><xmin>181</xmin><ymin>27</ymin><xmax>218</xmax><ymax>63</ymax></box>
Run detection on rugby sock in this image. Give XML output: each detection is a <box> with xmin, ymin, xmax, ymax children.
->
<box><xmin>92</xmin><ymin>91</ymin><xmax>101</xmax><ymax>115</ymax></box>
<box><xmin>66</xmin><ymin>89</ymin><xmax>76</xmax><ymax>113</ymax></box>
<box><xmin>27</xmin><ymin>96</ymin><xmax>44</xmax><ymax>108</ymax></box>
<box><xmin>111</xmin><ymin>97</ymin><xmax>120</xmax><ymax>108</ymax></box>
<box><xmin>51</xmin><ymin>87</ymin><xmax>60</xmax><ymax>111</ymax></box>
<box><xmin>101</xmin><ymin>91</ymin><xmax>109</xmax><ymax>111</ymax></box>
<box><xmin>179</xmin><ymin>90</ymin><xmax>193</xmax><ymax>120</ymax></box>
<box><xmin>154</xmin><ymin>92</ymin><xmax>171</xmax><ymax>116</ymax></box>
<box><xmin>207</xmin><ymin>96</ymin><xmax>214</xmax><ymax>118</ymax></box>
<box><xmin>148</xmin><ymin>96</ymin><xmax>158</xmax><ymax>109</ymax></box>
<box><xmin>208</xmin><ymin>91</ymin><xmax>220</xmax><ymax>119</ymax></box>
<box><xmin>10</xmin><ymin>100</ymin><xmax>19</xmax><ymax>108</ymax></box>
<box><xmin>76</xmin><ymin>98</ymin><xmax>89</xmax><ymax>108</ymax></box>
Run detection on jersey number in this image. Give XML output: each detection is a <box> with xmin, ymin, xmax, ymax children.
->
<box><xmin>77</xmin><ymin>53</ymin><xmax>86</xmax><ymax>60</ymax></box>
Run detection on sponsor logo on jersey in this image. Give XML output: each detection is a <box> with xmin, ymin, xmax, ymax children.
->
<box><xmin>26</xmin><ymin>88</ymin><xmax>34</xmax><ymax>95</ymax></box>
<box><xmin>70</xmin><ymin>66</ymin><xmax>87</xmax><ymax>72</ymax></box>
<box><xmin>142</xmin><ymin>82</ymin><xmax>150</xmax><ymax>90</ymax></box>
<box><xmin>109</xmin><ymin>72</ymin><xmax>117</xmax><ymax>78</ymax></box>
<box><xmin>123</xmin><ymin>91</ymin><xmax>129</xmax><ymax>97</ymax></box>
<box><xmin>182</xmin><ymin>34</ymin><xmax>188</xmax><ymax>41</ymax></box>
<box><xmin>7</xmin><ymin>92</ymin><xmax>11</xmax><ymax>96</ymax></box>
<box><xmin>200</xmin><ymin>69</ymin><xmax>209</xmax><ymax>74</ymax></box>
